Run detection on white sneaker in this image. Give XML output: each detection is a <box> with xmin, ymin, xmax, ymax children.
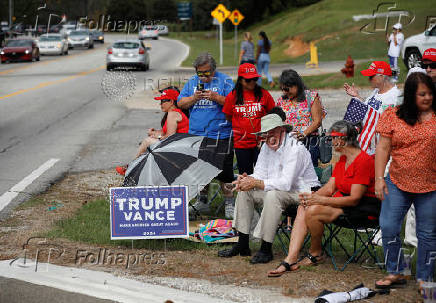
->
<box><xmin>224</xmin><ymin>200</ymin><xmax>234</xmax><ymax>219</ymax></box>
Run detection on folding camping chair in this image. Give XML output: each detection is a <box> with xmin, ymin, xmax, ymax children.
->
<box><xmin>324</xmin><ymin>214</ymin><xmax>383</xmax><ymax>271</ymax></box>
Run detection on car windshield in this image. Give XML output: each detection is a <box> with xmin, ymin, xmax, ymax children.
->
<box><xmin>113</xmin><ymin>42</ymin><xmax>139</xmax><ymax>49</ymax></box>
<box><xmin>70</xmin><ymin>31</ymin><xmax>88</xmax><ymax>36</ymax></box>
<box><xmin>40</xmin><ymin>36</ymin><xmax>61</xmax><ymax>41</ymax></box>
<box><xmin>5</xmin><ymin>40</ymin><xmax>32</xmax><ymax>47</ymax></box>
<box><xmin>144</xmin><ymin>26</ymin><xmax>158</xmax><ymax>30</ymax></box>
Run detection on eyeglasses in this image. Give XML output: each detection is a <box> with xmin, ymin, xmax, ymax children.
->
<box><xmin>243</xmin><ymin>77</ymin><xmax>258</xmax><ymax>82</ymax></box>
<box><xmin>196</xmin><ymin>70</ymin><xmax>212</xmax><ymax>77</ymax></box>
<box><xmin>421</xmin><ymin>62</ymin><xmax>436</xmax><ymax>69</ymax></box>
<box><xmin>160</xmin><ymin>99</ymin><xmax>172</xmax><ymax>104</ymax></box>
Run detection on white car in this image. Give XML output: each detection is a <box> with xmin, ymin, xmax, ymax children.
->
<box><xmin>401</xmin><ymin>24</ymin><xmax>436</xmax><ymax>69</ymax></box>
<box><xmin>139</xmin><ymin>26</ymin><xmax>158</xmax><ymax>40</ymax></box>
<box><xmin>106</xmin><ymin>39</ymin><xmax>151</xmax><ymax>71</ymax></box>
<box><xmin>38</xmin><ymin>34</ymin><xmax>68</xmax><ymax>55</ymax></box>
<box><xmin>157</xmin><ymin>25</ymin><xmax>168</xmax><ymax>36</ymax></box>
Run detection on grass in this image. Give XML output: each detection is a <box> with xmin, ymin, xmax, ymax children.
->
<box><xmin>171</xmin><ymin>0</ymin><xmax>432</xmax><ymax>67</ymax></box>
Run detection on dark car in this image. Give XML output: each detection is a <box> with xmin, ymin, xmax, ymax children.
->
<box><xmin>0</xmin><ymin>39</ymin><xmax>40</xmax><ymax>63</ymax></box>
<box><xmin>90</xmin><ymin>30</ymin><xmax>104</xmax><ymax>43</ymax></box>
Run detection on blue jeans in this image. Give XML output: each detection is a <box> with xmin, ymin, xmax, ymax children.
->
<box><xmin>379</xmin><ymin>174</ymin><xmax>436</xmax><ymax>281</ymax></box>
<box><xmin>257</xmin><ymin>53</ymin><xmax>272</xmax><ymax>85</ymax></box>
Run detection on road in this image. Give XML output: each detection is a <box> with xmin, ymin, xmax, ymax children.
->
<box><xmin>0</xmin><ymin>34</ymin><xmax>189</xmax><ymax>220</ymax></box>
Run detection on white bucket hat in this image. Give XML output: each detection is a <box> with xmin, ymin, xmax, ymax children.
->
<box><xmin>253</xmin><ymin>114</ymin><xmax>292</xmax><ymax>135</ymax></box>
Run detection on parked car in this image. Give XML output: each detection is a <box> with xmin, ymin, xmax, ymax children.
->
<box><xmin>68</xmin><ymin>30</ymin><xmax>94</xmax><ymax>49</ymax></box>
<box><xmin>106</xmin><ymin>40</ymin><xmax>151</xmax><ymax>71</ymax></box>
<box><xmin>402</xmin><ymin>24</ymin><xmax>436</xmax><ymax>69</ymax></box>
<box><xmin>0</xmin><ymin>39</ymin><xmax>40</xmax><ymax>63</ymax></box>
<box><xmin>139</xmin><ymin>25</ymin><xmax>158</xmax><ymax>40</ymax></box>
<box><xmin>38</xmin><ymin>34</ymin><xmax>68</xmax><ymax>55</ymax></box>
<box><xmin>90</xmin><ymin>30</ymin><xmax>104</xmax><ymax>43</ymax></box>
<box><xmin>157</xmin><ymin>25</ymin><xmax>169</xmax><ymax>36</ymax></box>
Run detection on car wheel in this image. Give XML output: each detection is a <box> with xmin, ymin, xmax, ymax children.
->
<box><xmin>89</xmin><ymin>44</ymin><xmax>94</xmax><ymax>49</ymax></box>
<box><xmin>153</xmin><ymin>37</ymin><xmax>158</xmax><ymax>40</ymax></box>
<box><xmin>106</xmin><ymin>65</ymin><xmax>112</xmax><ymax>71</ymax></box>
<box><xmin>405</xmin><ymin>49</ymin><xmax>422</xmax><ymax>70</ymax></box>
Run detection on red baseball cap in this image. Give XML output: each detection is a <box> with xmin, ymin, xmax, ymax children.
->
<box><xmin>154</xmin><ymin>89</ymin><xmax>179</xmax><ymax>101</ymax></box>
<box><xmin>238</xmin><ymin>63</ymin><xmax>260</xmax><ymax>79</ymax></box>
<box><xmin>422</xmin><ymin>48</ymin><xmax>436</xmax><ymax>62</ymax></box>
<box><xmin>360</xmin><ymin>61</ymin><xmax>392</xmax><ymax>77</ymax></box>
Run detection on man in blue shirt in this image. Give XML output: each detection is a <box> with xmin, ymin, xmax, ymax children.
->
<box><xmin>178</xmin><ymin>53</ymin><xmax>235</xmax><ymax>219</ymax></box>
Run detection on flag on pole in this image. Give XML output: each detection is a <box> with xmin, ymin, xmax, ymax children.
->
<box><xmin>343</xmin><ymin>98</ymin><xmax>381</xmax><ymax>154</ymax></box>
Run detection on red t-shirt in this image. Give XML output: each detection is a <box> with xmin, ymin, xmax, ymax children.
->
<box><xmin>162</xmin><ymin>108</ymin><xmax>189</xmax><ymax>135</ymax></box>
<box><xmin>222</xmin><ymin>88</ymin><xmax>275</xmax><ymax>148</ymax></box>
<box><xmin>332</xmin><ymin>151</ymin><xmax>376</xmax><ymax>198</ymax></box>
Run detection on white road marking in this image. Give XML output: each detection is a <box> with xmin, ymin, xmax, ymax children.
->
<box><xmin>0</xmin><ymin>158</ymin><xmax>60</xmax><ymax>212</ymax></box>
<box><xmin>0</xmin><ymin>259</ymin><xmax>231</xmax><ymax>303</ymax></box>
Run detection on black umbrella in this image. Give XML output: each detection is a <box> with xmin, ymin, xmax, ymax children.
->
<box><xmin>123</xmin><ymin>133</ymin><xmax>228</xmax><ymax>200</ymax></box>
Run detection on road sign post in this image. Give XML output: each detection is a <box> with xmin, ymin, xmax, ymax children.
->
<box><xmin>229</xmin><ymin>10</ymin><xmax>245</xmax><ymax>65</ymax></box>
<box><xmin>211</xmin><ymin>4</ymin><xmax>231</xmax><ymax>65</ymax></box>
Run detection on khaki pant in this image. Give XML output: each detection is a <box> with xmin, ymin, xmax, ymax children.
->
<box><xmin>232</xmin><ymin>190</ymin><xmax>300</xmax><ymax>243</ymax></box>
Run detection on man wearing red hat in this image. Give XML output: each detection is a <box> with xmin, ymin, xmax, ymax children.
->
<box><xmin>422</xmin><ymin>48</ymin><xmax>436</xmax><ymax>89</ymax></box>
<box><xmin>344</xmin><ymin>61</ymin><xmax>400</xmax><ymax>155</ymax></box>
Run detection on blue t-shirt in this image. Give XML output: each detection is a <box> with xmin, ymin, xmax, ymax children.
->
<box><xmin>177</xmin><ymin>71</ymin><xmax>234</xmax><ymax>139</ymax></box>
<box><xmin>258</xmin><ymin>39</ymin><xmax>271</xmax><ymax>54</ymax></box>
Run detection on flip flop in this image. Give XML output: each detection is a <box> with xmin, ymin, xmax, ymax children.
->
<box><xmin>267</xmin><ymin>261</ymin><xmax>298</xmax><ymax>277</ymax></box>
<box><xmin>375</xmin><ymin>275</ymin><xmax>407</xmax><ymax>289</ymax></box>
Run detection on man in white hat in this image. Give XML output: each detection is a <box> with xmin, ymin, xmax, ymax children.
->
<box><xmin>218</xmin><ymin>111</ymin><xmax>320</xmax><ymax>264</ymax></box>
<box><xmin>386</xmin><ymin>23</ymin><xmax>404</xmax><ymax>81</ymax></box>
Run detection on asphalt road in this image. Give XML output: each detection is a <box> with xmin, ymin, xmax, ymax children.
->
<box><xmin>0</xmin><ymin>34</ymin><xmax>189</xmax><ymax>220</ymax></box>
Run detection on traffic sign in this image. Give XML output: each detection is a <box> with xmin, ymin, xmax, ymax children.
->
<box><xmin>178</xmin><ymin>2</ymin><xmax>192</xmax><ymax>20</ymax></box>
<box><xmin>211</xmin><ymin>4</ymin><xmax>230</xmax><ymax>24</ymax></box>
<box><xmin>229</xmin><ymin>9</ymin><xmax>244</xmax><ymax>26</ymax></box>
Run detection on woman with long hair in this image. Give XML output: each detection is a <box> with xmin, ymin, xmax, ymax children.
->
<box><xmin>116</xmin><ymin>88</ymin><xmax>189</xmax><ymax>175</ymax></box>
<box><xmin>267</xmin><ymin>120</ymin><xmax>380</xmax><ymax>277</ymax></box>
<box><xmin>239</xmin><ymin>32</ymin><xmax>255</xmax><ymax>65</ymax></box>
<box><xmin>374</xmin><ymin>72</ymin><xmax>436</xmax><ymax>290</ymax></box>
<box><xmin>276</xmin><ymin>69</ymin><xmax>326</xmax><ymax>167</ymax></box>
<box><xmin>256</xmin><ymin>31</ymin><xmax>275</xmax><ymax>88</ymax></box>
<box><xmin>223</xmin><ymin>63</ymin><xmax>275</xmax><ymax>176</ymax></box>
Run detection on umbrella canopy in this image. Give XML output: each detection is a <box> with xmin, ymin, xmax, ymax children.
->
<box><xmin>123</xmin><ymin>133</ymin><xmax>226</xmax><ymax>200</ymax></box>
<box><xmin>315</xmin><ymin>284</ymin><xmax>377</xmax><ymax>303</ymax></box>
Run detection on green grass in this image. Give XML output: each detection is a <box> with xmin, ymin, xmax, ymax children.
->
<box><xmin>172</xmin><ymin>0</ymin><xmax>432</xmax><ymax>67</ymax></box>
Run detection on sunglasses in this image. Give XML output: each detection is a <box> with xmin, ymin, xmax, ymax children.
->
<box><xmin>243</xmin><ymin>77</ymin><xmax>258</xmax><ymax>82</ymax></box>
<box><xmin>196</xmin><ymin>70</ymin><xmax>212</xmax><ymax>77</ymax></box>
<box><xmin>421</xmin><ymin>62</ymin><xmax>436</xmax><ymax>69</ymax></box>
<box><xmin>160</xmin><ymin>99</ymin><xmax>172</xmax><ymax>104</ymax></box>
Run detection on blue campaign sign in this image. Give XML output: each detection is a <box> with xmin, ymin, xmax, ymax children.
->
<box><xmin>110</xmin><ymin>186</ymin><xmax>189</xmax><ymax>240</ymax></box>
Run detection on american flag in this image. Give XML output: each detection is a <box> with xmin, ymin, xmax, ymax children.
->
<box><xmin>344</xmin><ymin>98</ymin><xmax>380</xmax><ymax>154</ymax></box>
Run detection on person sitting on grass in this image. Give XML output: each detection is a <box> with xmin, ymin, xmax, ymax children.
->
<box><xmin>267</xmin><ymin>120</ymin><xmax>381</xmax><ymax>277</ymax></box>
<box><xmin>218</xmin><ymin>110</ymin><xmax>320</xmax><ymax>264</ymax></box>
<box><xmin>116</xmin><ymin>88</ymin><xmax>189</xmax><ymax>175</ymax></box>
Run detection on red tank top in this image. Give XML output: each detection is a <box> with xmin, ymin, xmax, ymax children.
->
<box><xmin>162</xmin><ymin>108</ymin><xmax>189</xmax><ymax>135</ymax></box>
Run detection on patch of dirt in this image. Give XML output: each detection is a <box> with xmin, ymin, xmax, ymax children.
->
<box><xmin>284</xmin><ymin>36</ymin><xmax>310</xmax><ymax>58</ymax></box>
<box><xmin>0</xmin><ymin>170</ymin><xmax>422</xmax><ymax>302</ymax></box>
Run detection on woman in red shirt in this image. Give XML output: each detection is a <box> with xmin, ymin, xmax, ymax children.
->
<box><xmin>222</xmin><ymin>63</ymin><xmax>275</xmax><ymax>174</ymax></box>
<box><xmin>116</xmin><ymin>89</ymin><xmax>189</xmax><ymax>175</ymax></box>
<box><xmin>268</xmin><ymin>120</ymin><xmax>380</xmax><ymax>277</ymax></box>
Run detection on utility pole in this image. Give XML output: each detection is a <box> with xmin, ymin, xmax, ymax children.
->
<box><xmin>9</xmin><ymin>0</ymin><xmax>13</xmax><ymax>26</ymax></box>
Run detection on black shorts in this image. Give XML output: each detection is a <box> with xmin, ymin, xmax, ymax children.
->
<box><xmin>201</xmin><ymin>137</ymin><xmax>235</xmax><ymax>183</ymax></box>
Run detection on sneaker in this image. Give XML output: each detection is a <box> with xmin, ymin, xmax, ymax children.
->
<box><xmin>189</xmin><ymin>196</ymin><xmax>210</xmax><ymax>218</ymax></box>
<box><xmin>224</xmin><ymin>199</ymin><xmax>234</xmax><ymax>219</ymax></box>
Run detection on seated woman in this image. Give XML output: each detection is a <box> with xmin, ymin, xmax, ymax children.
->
<box><xmin>268</xmin><ymin>120</ymin><xmax>380</xmax><ymax>277</ymax></box>
<box><xmin>116</xmin><ymin>88</ymin><xmax>189</xmax><ymax>175</ymax></box>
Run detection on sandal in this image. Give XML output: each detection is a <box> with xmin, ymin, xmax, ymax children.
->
<box><xmin>375</xmin><ymin>275</ymin><xmax>407</xmax><ymax>289</ymax></box>
<box><xmin>267</xmin><ymin>261</ymin><xmax>298</xmax><ymax>277</ymax></box>
<box><xmin>298</xmin><ymin>252</ymin><xmax>325</xmax><ymax>266</ymax></box>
